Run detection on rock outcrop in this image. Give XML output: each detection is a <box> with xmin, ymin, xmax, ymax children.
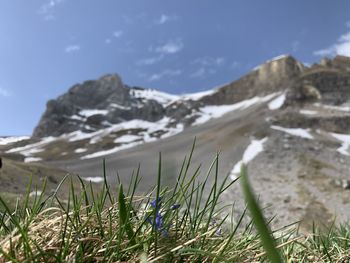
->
<box><xmin>199</xmin><ymin>55</ymin><xmax>305</xmax><ymax>105</ymax></box>
<box><xmin>33</xmin><ymin>74</ymin><xmax>168</xmax><ymax>137</ymax></box>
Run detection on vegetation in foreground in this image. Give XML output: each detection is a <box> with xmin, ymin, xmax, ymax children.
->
<box><xmin>1</xmin><ymin>144</ymin><xmax>350</xmax><ymax>262</ymax></box>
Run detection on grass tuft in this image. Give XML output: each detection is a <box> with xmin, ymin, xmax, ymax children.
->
<box><xmin>1</xmin><ymin>143</ymin><xmax>350</xmax><ymax>262</ymax></box>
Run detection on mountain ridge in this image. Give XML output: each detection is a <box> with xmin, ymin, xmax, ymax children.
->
<box><xmin>3</xmin><ymin>54</ymin><xmax>350</xmax><ymax>164</ymax></box>
<box><xmin>32</xmin><ymin>54</ymin><xmax>305</xmax><ymax>138</ymax></box>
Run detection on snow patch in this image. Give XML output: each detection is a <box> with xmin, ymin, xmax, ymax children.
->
<box><xmin>68</xmin><ymin>131</ymin><xmax>97</xmax><ymax>142</ymax></box>
<box><xmin>79</xmin><ymin>109</ymin><xmax>108</xmax><ymax>117</ymax></box>
<box><xmin>81</xmin><ymin>141</ymin><xmax>143</xmax><ymax>159</ymax></box>
<box><xmin>253</xmin><ymin>55</ymin><xmax>289</xmax><ymax>71</ymax></box>
<box><xmin>131</xmin><ymin>89</ymin><xmax>179</xmax><ymax>106</ymax></box>
<box><xmin>243</xmin><ymin>138</ymin><xmax>268</xmax><ymax>163</ymax></box>
<box><xmin>70</xmin><ymin>115</ymin><xmax>85</xmax><ymax>121</ymax></box>
<box><xmin>271</xmin><ymin>125</ymin><xmax>314</xmax><ymax>139</ymax></box>
<box><xmin>75</xmin><ymin>148</ymin><xmax>87</xmax><ymax>153</ymax></box>
<box><xmin>267</xmin><ymin>54</ymin><xmax>289</xmax><ymax>63</ymax></box>
<box><xmin>314</xmin><ymin>103</ymin><xmax>350</xmax><ymax>112</ymax></box>
<box><xmin>182</xmin><ymin>89</ymin><xmax>216</xmax><ymax>100</ymax></box>
<box><xmin>230</xmin><ymin>138</ymin><xmax>268</xmax><ymax>180</ymax></box>
<box><xmin>194</xmin><ymin>93</ymin><xmax>277</xmax><ymax>125</ymax></box>
<box><xmin>80</xmin><ymin>118</ymin><xmax>184</xmax><ymax>159</ymax></box>
<box><xmin>230</xmin><ymin>161</ymin><xmax>243</xmax><ymax>179</ymax></box>
<box><xmin>110</xmin><ymin>103</ymin><xmax>131</xmax><ymax>110</ymax></box>
<box><xmin>24</xmin><ymin>157</ymin><xmax>43</xmax><ymax>163</ymax></box>
<box><xmin>331</xmin><ymin>132</ymin><xmax>350</xmax><ymax>156</ymax></box>
<box><xmin>300</xmin><ymin>110</ymin><xmax>317</xmax><ymax>115</ymax></box>
<box><xmin>7</xmin><ymin>137</ymin><xmax>56</xmax><ymax>157</ymax></box>
<box><xmin>253</xmin><ymin>65</ymin><xmax>262</xmax><ymax>71</ymax></box>
<box><xmin>82</xmin><ymin>177</ymin><xmax>104</xmax><ymax>183</ymax></box>
<box><xmin>0</xmin><ymin>136</ymin><xmax>30</xmax><ymax>145</ymax></box>
<box><xmin>114</xmin><ymin>135</ymin><xmax>140</xmax><ymax>143</ymax></box>
<box><xmin>268</xmin><ymin>93</ymin><xmax>286</xmax><ymax>110</ymax></box>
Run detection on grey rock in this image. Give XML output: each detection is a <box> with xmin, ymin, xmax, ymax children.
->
<box><xmin>86</xmin><ymin>114</ymin><xmax>107</xmax><ymax>129</ymax></box>
<box><xmin>342</xmin><ymin>180</ymin><xmax>350</xmax><ymax>190</ymax></box>
<box><xmin>33</xmin><ymin>74</ymin><xmax>129</xmax><ymax>137</ymax></box>
<box><xmin>301</xmin><ymin>84</ymin><xmax>322</xmax><ymax>100</ymax></box>
<box><xmin>33</xmin><ymin>74</ymin><xmax>168</xmax><ymax>137</ymax></box>
<box><xmin>200</xmin><ymin>55</ymin><xmax>305</xmax><ymax>105</ymax></box>
<box><xmin>165</xmin><ymin>100</ymin><xmax>201</xmax><ymax>125</ymax></box>
<box><xmin>334</xmin><ymin>179</ymin><xmax>350</xmax><ymax>190</ymax></box>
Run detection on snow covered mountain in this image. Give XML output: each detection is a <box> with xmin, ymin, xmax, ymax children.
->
<box><xmin>1</xmin><ymin>55</ymin><xmax>303</xmax><ymax>162</ymax></box>
<box><xmin>2</xmin><ymin>54</ymin><xmax>350</xmax><ymax>229</ymax></box>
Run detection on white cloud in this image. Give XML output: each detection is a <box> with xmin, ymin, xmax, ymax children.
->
<box><xmin>314</xmin><ymin>30</ymin><xmax>350</xmax><ymax>57</ymax></box>
<box><xmin>314</xmin><ymin>48</ymin><xmax>332</xmax><ymax>57</ymax></box>
<box><xmin>292</xmin><ymin>40</ymin><xmax>300</xmax><ymax>52</ymax></box>
<box><xmin>148</xmin><ymin>69</ymin><xmax>182</xmax><ymax>82</ymax></box>
<box><xmin>136</xmin><ymin>55</ymin><xmax>164</xmax><ymax>66</ymax></box>
<box><xmin>64</xmin><ymin>45</ymin><xmax>80</xmax><ymax>53</ymax></box>
<box><xmin>190</xmin><ymin>56</ymin><xmax>226</xmax><ymax>78</ymax></box>
<box><xmin>148</xmin><ymin>74</ymin><xmax>162</xmax><ymax>82</ymax></box>
<box><xmin>113</xmin><ymin>30</ymin><xmax>123</xmax><ymax>38</ymax></box>
<box><xmin>155</xmin><ymin>39</ymin><xmax>184</xmax><ymax>54</ymax></box>
<box><xmin>215</xmin><ymin>57</ymin><xmax>225</xmax><ymax>65</ymax></box>
<box><xmin>190</xmin><ymin>67</ymin><xmax>217</xmax><ymax>78</ymax></box>
<box><xmin>340</xmin><ymin>32</ymin><xmax>350</xmax><ymax>42</ymax></box>
<box><xmin>122</xmin><ymin>13</ymin><xmax>147</xmax><ymax>25</ymax></box>
<box><xmin>38</xmin><ymin>0</ymin><xmax>65</xmax><ymax>20</ymax></box>
<box><xmin>191</xmin><ymin>56</ymin><xmax>225</xmax><ymax>66</ymax></box>
<box><xmin>346</xmin><ymin>21</ymin><xmax>350</xmax><ymax>28</ymax></box>
<box><xmin>231</xmin><ymin>61</ymin><xmax>240</xmax><ymax>69</ymax></box>
<box><xmin>104</xmin><ymin>30</ymin><xmax>123</xmax><ymax>44</ymax></box>
<box><xmin>155</xmin><ymin>14</ymin><xmax>177</xmax><ymax>25</ymax></box>
<box><xmin>0</xmin><ymin>87</ymin><xmax>11</xmax><ymax>97</ymax></box>
<box><xmin>190</xmin><ymin>68</ymin><xmax>206</xmax><ymax>78</ymax></box>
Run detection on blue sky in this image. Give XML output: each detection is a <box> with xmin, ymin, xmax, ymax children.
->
<box><xmin>1</xmin><ymin>0</ymin><xmax>350</xmax><ymax>136</ymax></box>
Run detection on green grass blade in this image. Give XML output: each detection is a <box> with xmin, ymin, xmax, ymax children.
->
<box><xmin>103</xmin><ymin>159</ymin><xmax>114</xmax><ymax>204</ymax></box>
<box><xmin>118</xmin><ymin>183</ymin><xmax>136</xmax><ymax>246</ymax></box>
<box><xmin>240</xmin><ymin>164</ymin><xmax>282</xmax><ymax>263</ymax></box>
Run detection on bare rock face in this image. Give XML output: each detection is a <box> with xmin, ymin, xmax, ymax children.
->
<box><xmin>301</xmin><ymin>83</ymin><xmax>322</xmax><ymax>101</ymax></box>
<box><xmin>32</xmin><ymin>74</ymin><xmax>167</xmax><ymax>138</ymax></box>
<box><xmin>63</xmin><ymin>74</ymin><xmax>130</xmax><ymax>108</ymax></box>
<box><xmin>199</xmin><ymin>55</ymin><xmax>305</xmax><ymax>105</ymax></box>
<box><xmin>285</xmin><ymin>56</ymin><xmax>350</xmax><ymax>107</ymax></box>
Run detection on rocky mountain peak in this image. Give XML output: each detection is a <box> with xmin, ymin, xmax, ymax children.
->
<box><xmin>256</xmin><ymin>55</ymin><xmax>305</xmax><ymax>82</ymax></box>
<box><xmin>32</xmin><ymin>73</ymin><xmax>132</xmax><ymax>138</ymax></box>
<box><xmin>63</xmin><ymin>73</ymin><xmax>129</xmax><ymax>108</ymax></box>
<box><xmin>199</xmin><ymin>55</ymin><xmax>305</xmax><ymax>105</ymax></box>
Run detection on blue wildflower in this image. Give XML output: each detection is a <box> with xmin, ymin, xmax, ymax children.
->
<box><xmin>155</xmin><ymin>212</ymin><xmax>163</xmax><ymax>229</ymax></box>
<box><xmin>147</xmin><ymin>197</ymin><xmax>172</xmax><ymax>237</ymax></box>
<box><xmin>150</xmin><ymin>197</ymin><xmax>162</xmax><ymax>208</ymax></box>
<box><xmin>170</xmin><ymin>203</ymin><xmax>180</xmax><ymax>210</ymax></box>
<box><xmin>147</xmin><ymin>198</ymin><xmax>163</xmax><ymax>229</ymax></box>
<box><xmin>215</xmin><ymin>227</ymin><xmax>223</xmax><ymax>236</ymax></box>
